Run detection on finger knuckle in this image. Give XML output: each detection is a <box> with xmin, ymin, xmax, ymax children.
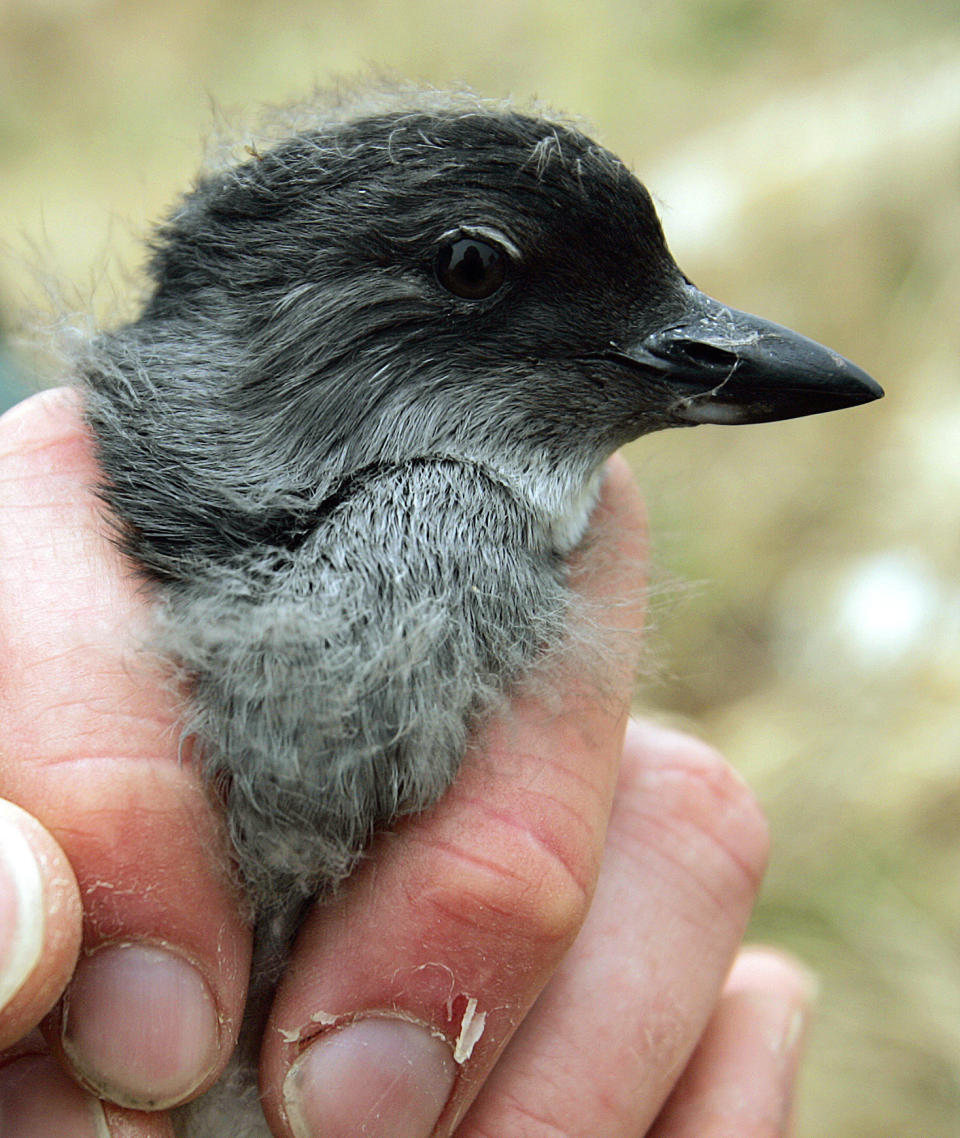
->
<box><xmin>422</xmin><ymin>807</ymin><xmax>594</xmax><ymax>953</ymax></box>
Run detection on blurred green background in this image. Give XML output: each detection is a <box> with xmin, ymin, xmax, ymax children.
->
<box><xmin>2</xmin><ymin>1</ymin><xmax>958</xmax><ymax>1133</ymax></box>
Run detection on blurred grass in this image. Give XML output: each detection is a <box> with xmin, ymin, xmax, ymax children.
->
<box><xmin>2</xmin><ymin>2</ymin><xmax>959</xmax><ymax>1134</ymax></box>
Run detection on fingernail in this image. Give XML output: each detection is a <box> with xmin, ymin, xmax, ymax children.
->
<box><xmin>0</xmin><ymin>816</ymin><xmax>45</xmax><ymax>1011</ymax></box>
<box><xmin>283</xmin><ymin>1016</ymin><xmax>456</xmax><ymax>1138</ymax></box>
<box><xmin>0</xmin><ymin>1053</ymin><xmax>107</xmax><ymax>1138</ymax></box>
<box><xmin>62</xmin><ymin>942</ymin><xmax>220</xmax><ymax>1109</ymax></box>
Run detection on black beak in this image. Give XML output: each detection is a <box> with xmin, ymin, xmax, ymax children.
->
<box><xmin>623</xmin><ymin>285</ymin><xmax>883</xmax><ymax>425</ymax></box>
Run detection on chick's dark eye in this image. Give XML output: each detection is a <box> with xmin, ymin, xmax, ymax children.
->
<box><xmin>435</xmin><ymin>238</ymin><xmax>507</xmax><ymax>300</ymax></box>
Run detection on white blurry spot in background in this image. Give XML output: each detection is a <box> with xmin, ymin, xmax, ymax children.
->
<box><xmin>774</xmin><ymin>550</ymin><xmax>960</xmax><ymax>682</ymax></box>
<box><xmin>833</xmin><ymin>553</ymin><xmax>941</xmax><ymax>665</ymax></box>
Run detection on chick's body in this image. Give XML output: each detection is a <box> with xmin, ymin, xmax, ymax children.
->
<box><xmin>83</xmin><ymin>99</ymin><xmax>679</xmax><ymax>931</ymax></box>
<box><xmin>79</xmin><ymin>91</ymin><xmax>880</xmax><ymax>1136</ymax></box>
<box><xmin>163</xmin><ymin>458</ymin><xmax>570</xmax><ymax>931</ymax></box>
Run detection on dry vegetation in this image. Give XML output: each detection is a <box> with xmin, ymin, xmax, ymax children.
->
<box><xmin>2</xmin><ymin>1</ymin><xmax>958</xmax><ymax>1133</ymax></box>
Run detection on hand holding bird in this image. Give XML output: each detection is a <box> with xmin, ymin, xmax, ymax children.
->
<box><xmin>0</xmin><ymin>89</ymin><xmax>878</xmax><ymax>1136</ymax></box>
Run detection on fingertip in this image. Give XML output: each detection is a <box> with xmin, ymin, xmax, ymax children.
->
<box><xmin>565</xmin><ymin>455</ymin><xmax>648</xmax><ymax>665</ymax></box>
<box><xmin>0</xmin><ymin>387</ymin><xmax>84</xmax><ymax>453</ymax></box>
<box><xmin>0</xmin><ymin>1050</ymin><xmax>178</xmax><ymax>1138</ymax></box>
<box><xmin>726</xmin><ymin>945</ymin><xmax>821</xmax><ymax>1008</ymax></box>
<box><xmin>0</xmin><ymin>800</ymin><xmax>82</xmax><ymax>1050</ymax></box>
<box><xmin>622</xmin><ymin>717</ymin><xmax>771</xmax><ymax>882</ymax></box>
<box><xmin>0</xmin><ymin>1052</ymin><xmax>109</xmax><ymax>1138</ymax></box>
<box><xmin>649</xmin><ymin>943</ymin><xmax>815</xmax><ymax>1138</ymax></box>
<box><xmin>597</xmin><ymin>452</ymin><xmax>648</xmax><ymax>557</ymax></box>
<box><xmin>604</xmin><ymin>451</ymin><xmax>644</xmax><ymax>504</ymax></box>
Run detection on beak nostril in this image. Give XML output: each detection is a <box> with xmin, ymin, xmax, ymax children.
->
<box><xmin>672</xmin><ymin>340</ymin><xmax>738</xmax><ymax>370</ymax></box>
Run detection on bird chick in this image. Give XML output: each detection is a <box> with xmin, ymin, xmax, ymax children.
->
<box><xmin>78</xmin><ymin>89</ymin><xmax>881</xmax><ymax>1135</ymax></box>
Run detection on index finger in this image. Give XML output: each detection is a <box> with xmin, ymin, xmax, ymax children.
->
<box><xmin>0</xmin><ymin>390</ymin><xmax>251</xmax><ymax>1110</ymax></box>
<box><xmin>260</xmin><ymin>456</ymin><xmax>647</xmax><ymax>1138</ymax></box>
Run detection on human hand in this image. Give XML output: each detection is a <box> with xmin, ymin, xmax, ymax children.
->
<box><xmin>0</xmin><ymin>389</ymin><xmax>813</xmax><ymax>1136</ymax></box>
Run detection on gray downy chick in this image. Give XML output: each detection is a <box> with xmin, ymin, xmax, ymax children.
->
<box><xmin>78</xmin><ymin>90</ymin><xmax>881</xmax><ymax>1135</ymax></box>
